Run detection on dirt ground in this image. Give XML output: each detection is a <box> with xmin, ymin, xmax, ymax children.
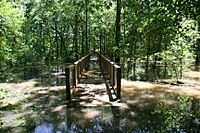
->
<box><xmin>0</xmin><ymin>70</ymin><xmax>200</xmax><ymax>132</ymax></box>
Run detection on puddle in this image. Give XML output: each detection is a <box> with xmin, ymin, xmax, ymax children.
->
<box><xmin>6</xmin><ymin>96</ymin><xmax>197</xmax><ymax>133</ymax></box>
<box><xmin>33</xmin><ymin>124</ymin><xmax>55</xmax><ymax>133</ymax></box>
<box><xmin>1</xmin><ymin>100</ymin><xmax>199</xmax><ymax>133</ymax></box>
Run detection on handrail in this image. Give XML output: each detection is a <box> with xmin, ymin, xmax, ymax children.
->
<box><xmin>96</xmin><ymin>53</ymin><xmax>121</xmax><ymax>100</ymax></box>
<box><xmin>65</xmin><ymin>54</ymin><xmax>91</xmax><ymax>100</ymax></box>
<box><xmin>65</xmin><ymin>53</ymin><xmax>121</xmax><ymax>100</ymax></box>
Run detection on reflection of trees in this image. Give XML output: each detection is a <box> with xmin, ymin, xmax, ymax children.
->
<box><xmin>7</xmin><ymin>82</ymin><xmax>199</xmax><ymax>133</ymax></box>
<box><xmin>20</xmin><ymin>97</ymin><xmax>200</xmax><ymax>132</ymax></box>
<box><xmin>64</xmin><ymin>106</ymin><xmax>120</xmax><ymax>132</ymax></box>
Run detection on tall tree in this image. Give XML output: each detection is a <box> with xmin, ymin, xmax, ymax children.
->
<box><xmin>115</xmin><ymin>0</ymin><xmax>121</xmax><ymax>64</ymax></box>
<box><xmin>85</xmin><ymin>0</ymin><xmax>89</xmax><ymax>54</ymax></box>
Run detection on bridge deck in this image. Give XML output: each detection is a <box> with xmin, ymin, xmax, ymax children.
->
<box><xmin>68</xmin><ymin>60</ymin><xmax>121</xmax><ymax>106</ymax></box>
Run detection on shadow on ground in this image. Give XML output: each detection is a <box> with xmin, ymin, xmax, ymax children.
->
<box><xmin>1</xmin><ymin>63</ymin><xmax>200</xmax><ymax>132</ymax></box>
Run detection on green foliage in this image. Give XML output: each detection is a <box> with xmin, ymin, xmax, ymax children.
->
<box><xmin>0</xmin><ymin>0</ymin><xmax>199</xmax><ymax>81</ymax></box>
<box><xmin>153</xmin><ymin>95</ymin><xmax>194</xmax><ymax>132</ymax></box>
<box><xmin>157</xmin><ymin>19</ymin><xmax>198</xmax><ymax>80</ymax></box>
<box><xmin>0</xmin><ymin>0</ymin><xmax>24</xmax><ymax>71</ymax></box>
<box><xmin>0</xmin><ymin>86</ymin><xmax>8</xmax><ymax>99</ymax></box>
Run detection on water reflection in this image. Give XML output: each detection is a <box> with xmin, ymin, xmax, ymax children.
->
<box><xmin>34</xmin><ymin>124</ymin><xmax>54</xmax><ymax>133</ymax></box>
<box><xmin>30</xmin><ymin>95</ymin><xmax>200</xmax><ymax>133</ymax></box>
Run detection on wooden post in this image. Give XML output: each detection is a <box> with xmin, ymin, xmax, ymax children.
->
<box><xmin>108</xmin><ymin>62</ymin><xmax>111</xmax><ymax>79</ymax></box>
<box><xmin>116</xmin><ymin>66</ymin><xmax>121</xmax><ymax>99</ymax></box>
<box><xmin>99</xmin><ymin>54</ymin><xmax>102</xmax><ymax>69</ymax></box>
<box><xmin>77</xmin><ymin>62</ymin><xmax>80</xmax><ymax>83</ymax></box>
<box><xmin>65</xmin><ymin>67</ymin><xmax>71</xmax><ymax>100</ymax></box>
<box><xmin>73</xmin><ymin>64</ymin><xmax>76</xmax><ymax>87</ymax></box>
<box><xmin>106</xmin><ymin>59</ymin><xmax>109</xmax><ymax>76</ymax></box>
<box><xmin>110</xmin><ymin>62</ymin><xmax>114</xmax><ymax>86</ymax></box>
<box><xmin>113</xmin><ymin>65</ymin><xmax>115</xmax><ymax>86</ymax></box>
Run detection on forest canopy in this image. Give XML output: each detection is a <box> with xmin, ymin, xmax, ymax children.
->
<box><xmin>0</xmin><ymin>0</ymin><xmax>200</xmax><ymax>81</ymax></box>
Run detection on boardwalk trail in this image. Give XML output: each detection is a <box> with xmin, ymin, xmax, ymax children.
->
<box><xmin>69</xmin><ymin>58</ymin><xmax>121</xmax><ymax>106</ymax></box>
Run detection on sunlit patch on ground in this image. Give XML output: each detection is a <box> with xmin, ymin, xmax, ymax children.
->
<box><xmin>0</xmin><ymin>79</ymin><xmax>36</xmax><ymax>92</ymax></box>
<box><xmin>0</xmin><ymin>76</ymin><xmax>67</xmax><ymax>131</ymax></box>
<box><xmin>0</xmin><ymin>79</ymin><xmax>37</xmax><ymax>108</ymax></box>
<box><xmin>183</xmin><ymin>70</ymin><xmax>200</xmax><ymax>81</ymax></box>
<box><xmin>122</xmin><ymin>78</ymin><xmax>200</xmax><ymax>100</ymax></box>
<box><xmin>51</xmin><ymin>72</ymin><xmax>65</xmax><ymax>78</ymax></box>
<box><xmin>72</xmin><ymin>82</ymin><xmax>110</xmax><ymax>106</ymax></box>
<box><xmin>122</xmin><ymin>79</ymin><xmax>156</xmax><ymax>89</ymax></box>
<box><xmin>51</xmin><ymin>105</ymin><xmax>66</xmax><ymax>112</ymax></box>
<box><xmin>49</xmin><ymin>86</ymin><xmax>65</xmax><ymax>92</ymax></box>
<box><xmin>82</xmin><ymin>108</ymin><xmax>101</xmax><ymax>119</ymax></box>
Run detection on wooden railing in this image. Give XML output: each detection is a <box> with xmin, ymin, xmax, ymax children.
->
<box><xmin>97</xmin><ymin>53</ymin><xmax>121</xmax><ymax>100</ymax></box>
<box><xmin>65</xmin><ymin>53</ymin><xmax>121</xmax><ymax>100</ymax></box>
<box><xmin>65</xmin><ymin>54</ymin><xmax>91</xmax><ymax>100</ymax></box>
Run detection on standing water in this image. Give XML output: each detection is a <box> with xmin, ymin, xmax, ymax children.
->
<box><xmin>0</xmin><ymin>61</ymin><xmax>200</xmax><ymax>132</ymax></box>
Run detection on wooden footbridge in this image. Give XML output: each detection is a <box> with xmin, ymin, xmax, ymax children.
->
<box><xmin>65</xmin><ymin>53</ymin><xmax>121</xmax><ymax>103</ymax></box>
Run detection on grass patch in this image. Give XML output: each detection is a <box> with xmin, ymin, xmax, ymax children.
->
<box><xmin>0</xmin><ymin>86</ymin><xmax>8</xmax><ymax>100</ymax></box>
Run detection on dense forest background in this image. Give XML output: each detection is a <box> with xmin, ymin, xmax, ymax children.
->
<box><xmin>1</xmin><ymin>0</ymin><xmax>200</xmax><ymax>82</ymax></box>
<box><xmin>1</xmin><ymin>1</ymin><xmax>200</xmax><ymax>132</ymax></box>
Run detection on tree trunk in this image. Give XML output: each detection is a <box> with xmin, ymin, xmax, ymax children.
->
<box><xmin>59</xmin><ymin>32</ymin><xmax>65</xmax><ymax>64</ymax></box>
<box><xmin>146</xmin><ymin>38</ymin><xmax>150</xmax><ymax>81</ymax></box>
<box><xmin>121</xmin><ymin>7</ymin><xmax>126</xmax><ymax>78</ymax></box>
<box><xmin>133</xmin><ymin>41</ymin><xmax>136</xmax><ymax>80</ymax></box>
<box><xmin>133</xmin><ymin>60</ymin><xmax>136</xmax><ymax>80</ymax></box>
<box><xmin>74</xmin><ymin>12</ymin><xmax>79</xmax><ymax>60</ymax></box>
<box><xmin>196</xmin><ymin>38</ymin><xmax>200</xmax><ymax>66</ymax></box>
<box><xmin>103</xmin><ymin>31</ymin><xmax>106</xmax><ymax>55</ymax></box>
<box><xmin>81</xmin><ymin>26</ymin><xmax>85</xmax><ymax>57</ymax></box>
<box><xmin>88</xmin><ymin>19</ymin><xmax>91</xmax><ymax>53</ymax></box>
<box><xmin>85</xmin><ymin>0</ymin><xmax>88</xmax><ymax>54</ymax></box>
<box><xmin>40</xmin><ymin>22</ymin><xmax>45</xmax><ymax>58</ymax></box>
<box><xmin>179</xmin><ymin>47</ymin><xmax>183</xmax><ymax>79</ymax></box>
<box><xmin>127</xmin><ymin>60</ymin><xmax>130</xmax><ymax>79</ymax></box>
<box><xmin>99</xmin><ymin>31</ymin><xmax>102</xmax><ymax>54</ymax></box>
<box><xmin>154</xmin><ymin>54</ymin><xmax>157</xmax><ymax>79</ymax></box>
<box><xmin>55</xmin><ymin>22</ymin><xmax>59</xmax><ymax>72</ymax></box>
<box><xmin>164</xmin><ymin>42</ymin><xmax>168</xmax><ymax>79</ymax></box>
<box><xmin>115</xmin><ymin>0</ymin><xmax>121</xmax><ymax>64</ymax></box>
<box><xmin>146</xmin><ymin>55</ymin><xmax>149</xmax><ymax>81</ymax></box>
<box><xmin>195</xmin><ymin>20</ymin><xmax>200</xmax><ymax>66</ymax></box>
